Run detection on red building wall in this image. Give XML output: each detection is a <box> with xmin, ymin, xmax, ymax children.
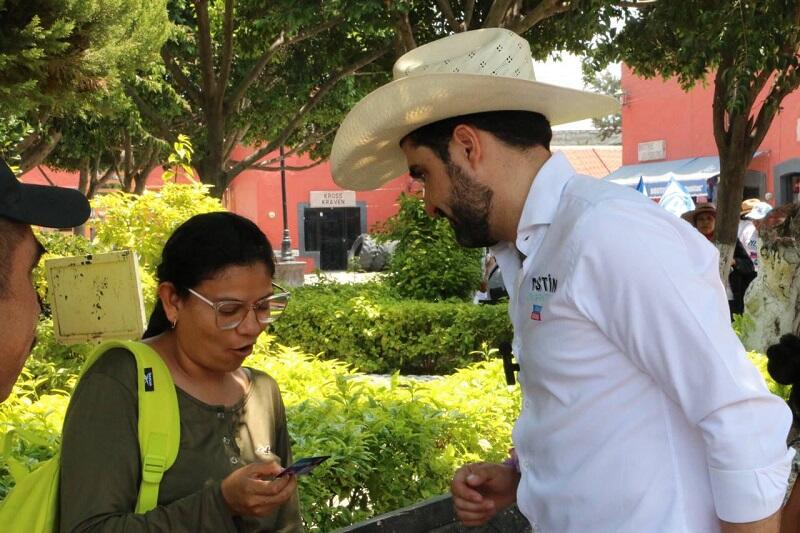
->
<box><xmin>621</xmin><ymin>64</ymin><xmax>800</xmax><ymax>202</ymax></box>
<box><xmin>21</xmin><ymin>147</ymin><xmax>410</xmax><ymax>273</ymax></box>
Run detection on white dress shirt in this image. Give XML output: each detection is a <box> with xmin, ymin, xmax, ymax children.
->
<box><xmin>491</xmin><ymin>152</ymin><xmax>793</xmax><ymax>533</ymax></box>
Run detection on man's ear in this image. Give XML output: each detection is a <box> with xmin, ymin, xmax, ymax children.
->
<box><xmin>450</xmin><ymin>124</ymin><xmax>482</xmax><ymax>169</ymax></box>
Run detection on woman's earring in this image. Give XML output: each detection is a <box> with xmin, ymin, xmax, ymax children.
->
<box><xmin>170</xmin><ymin>318</ymin><xmax>177</xmax><ymax>329</ymax></box>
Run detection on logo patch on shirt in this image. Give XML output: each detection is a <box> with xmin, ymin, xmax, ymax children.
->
<box><xmin>143</xmin><ymin>368</ymin><xmax>154</xmax><ymax>392</ymax></box>
<box><xmin>528</xmin><ymin>290</ymin><xmax>552</xmax><ymax>321</ymax></box>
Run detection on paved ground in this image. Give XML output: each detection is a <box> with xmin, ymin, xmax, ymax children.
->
<box><xmin>304</xmin><ymin>270</ymin><xmax>386</xmax><ymax>285</ymax></box>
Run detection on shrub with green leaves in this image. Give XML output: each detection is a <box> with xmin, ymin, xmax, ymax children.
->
<box><xmin>272</xmin><ymin>288</ymin><xmax>513</xmax><ymax>374</ymax></box>
<box><xmin>1</xmin><ymin>337</ymin><xmax>520</xmax><ymax>530</ymax></box>
<box><xmin>379</xmin><ymin>194</ymin><xmax>482</xmax><ymax>301</ymax></box>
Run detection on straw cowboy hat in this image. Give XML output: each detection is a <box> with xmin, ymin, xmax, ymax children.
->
<box><xmin>330</xmin><ymin>28</ymin><xmax>620</xmax><ymax>191</ymax></box>
<box><xmin>740</xmin><ymin>198</ymin><xmax>760</xmax><ymax>217</ymax></box>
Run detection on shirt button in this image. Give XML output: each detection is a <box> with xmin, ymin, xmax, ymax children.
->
<box><xmin>230</xmin><ymin>456</ymin><xmax>239</xmax><ymax>465</ymax></box>
<box><xmin>217</xmin><ymin>411</ymin><xmax>225</xmax><ymax>420</ymax></box>
<box><xmin>223</xmin><ymin>436</ymin><xmax>231</xmax><ymax>446</ymax></box>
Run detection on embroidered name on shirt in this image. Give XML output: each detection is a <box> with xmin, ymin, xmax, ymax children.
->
<box><xmin>531</xmin><ymin>274</ymin><xmax>558</xmax><ymax>293</ymax></box>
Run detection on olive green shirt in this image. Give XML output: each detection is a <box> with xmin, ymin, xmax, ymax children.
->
<box><xmin>59</xmin><ymin>348</ymin><xmax>303</xmax><ymax>532</ymax></box>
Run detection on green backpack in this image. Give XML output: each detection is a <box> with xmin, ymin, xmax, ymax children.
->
<box><xmin>0</xmin><ymin>340</ymin><xmax>180</xmax><ymax>532</ymax></box>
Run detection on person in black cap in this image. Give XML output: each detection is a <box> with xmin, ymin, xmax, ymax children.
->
<box><xmin>0</xmin><ymin>158</ymin><xmax>90</xmax><ymax>401</ymax></box>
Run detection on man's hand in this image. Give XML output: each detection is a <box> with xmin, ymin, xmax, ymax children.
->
<box><xmin>451</xmin><ymin>462</ymin><xmax>521</xmax><ymax>527</ymax></box>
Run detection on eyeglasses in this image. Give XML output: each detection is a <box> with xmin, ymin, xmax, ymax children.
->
<box><xmin>187</xmin><ymin>284</ymin><xmax>290</xmax><ymax>331</ymax></box>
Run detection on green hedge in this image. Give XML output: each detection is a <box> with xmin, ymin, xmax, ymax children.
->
<box><xmin>1</xmin><ymin>336</ymin><xmax>521</xmax><ymax>531</ymax></box>
<box><xmin>272</xmin><ymin>289</ymin><xmax>513</xmax><ymax>374</ymax></box>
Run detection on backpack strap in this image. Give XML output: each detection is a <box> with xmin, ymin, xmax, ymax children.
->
<box><xmin>86</xmin><ymin>340</ymin><xmax>180</xmax><ymax>514</ymax></box>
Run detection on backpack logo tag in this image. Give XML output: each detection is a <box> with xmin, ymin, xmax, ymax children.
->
<box><xmin>144</xmin><ymin>368</ymin><xmax>154</xmax><ymax>391</ymax></box>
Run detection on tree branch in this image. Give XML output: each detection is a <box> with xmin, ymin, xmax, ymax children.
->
<box><xmin>256</xmin><ymin>159</ymin><xmax>327</xmax><ymax>172</ymax></box>
<box><xmin>252</xmin><ymin>128</ymin><xmax>336</xmax><ymax>169</ymax></box>
<box><xmin>194</xmin><ymin>0</ymin><xmax>217</xmax><ymax>101</ymax></box>
<box><xmin>222</xmin><ymin>124</ymin><xmax>251</xmax><ymax>161</ymax></box>
<box><xmin>395</xmin><ymin>9</ymin><xmax>417</xmax><ymax>53</ymax></box>
<box><xmin>226</xmin><ymin>46</ymin><xmax>390</xmax><ymax>181</ymax></box>
<box><xmin>161</xmin><ymin>48</ymin><xmax>203</xmax><ymax>105</ymax></box>
<box><xmin>125</xmin><ymin>86</ymin><xmax>178</xmax><ymax>142</ymax></box>
<box><xmin>225</xmin><ymin>16</ymin><xmax>344</xmax><ymax>113</ymax></box>
<box><xmin>615</xmin><ymin>0</ymin><xmax>658</xmax><ymax>7</ymax></box>
<box><xmin>485</xmin><ymin>0</ymin><xmax>514</xmax><ymax>28</ymax></box>
<box><xmin>436</xmin><ymin>0</ymin><xmax>462</xmax><ymax>33</ymax></box>
<box><xmin>464</xmin><ymin>0</ymin><xmax>476</xmax><ymax>29</ymax></box>
<box><xmin>508</xmin><ymin>0</ymin><xmax>573</xmax><ymax>34</ymax></box>
<box><xmin>18</xmin><ymin>128</ymin><xmax>62</xmax><ymax>173</ymax></box>
<box><xmin>218</xmin><ymin>0</ymin><xmax>236</xmax><ymax>92</ymax></box>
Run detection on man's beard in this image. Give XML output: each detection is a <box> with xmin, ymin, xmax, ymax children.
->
<box><xmin>445</xmin><ymin>161</ymin><xmax>498</xmax><ymax>248</ymax></box>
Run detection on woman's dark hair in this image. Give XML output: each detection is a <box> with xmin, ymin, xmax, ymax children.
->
<box><xmin>400</xmin><ymin>110</ymin><xmax>552</xmax><ymax>164</ymax></box>
<box><xmin>142</xmin><ymin>211</ymin><xmax>275</xmax><ymax>339</ymax></box>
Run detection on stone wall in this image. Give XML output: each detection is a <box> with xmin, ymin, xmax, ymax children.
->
<box><xmin>333</xmin><ymin>494</ymin><xmax>534</xmax><ymax>533</ymax></box>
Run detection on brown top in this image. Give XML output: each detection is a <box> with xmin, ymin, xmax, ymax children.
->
<box><xmin>59</xmin><ymin>348</ymin><xmax>302</xmax><ymax>532</ymax></box>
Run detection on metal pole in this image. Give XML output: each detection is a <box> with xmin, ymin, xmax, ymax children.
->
<box><xmin>279</xmin><ymin>145</ymin><xmax>292</xmax><ymax>262</ymax></box>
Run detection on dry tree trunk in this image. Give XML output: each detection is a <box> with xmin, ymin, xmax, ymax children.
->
<box><xmin>742</xmin><ymin>204</ymin><xmax>800</xmax><ymax>352</ymax></box>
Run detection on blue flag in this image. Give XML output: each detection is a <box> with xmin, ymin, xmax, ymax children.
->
<box><xmin>635</xmin><ymin>176</ymin><xmax>648</xmax><ymax>197</ymax></box>
<box><xmin>658</xmin><ymin>177</ymin><xmax>695</xmax><ymax>217</ymax></box>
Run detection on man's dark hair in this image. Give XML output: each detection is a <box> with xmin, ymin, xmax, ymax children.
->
<box><xmin>142</xmin><ymin>211</ymin><xmax>276</xmax><ymax>339</ymax></box>
<box><xmin>0</xmin><ymin>217</ymin><xmax>28</xmax><ymax>297</ymax></box>
<box><xmin>401</xmin><ymin>110</ymin><xmax>552</xmax><ymax>163</ymax></box>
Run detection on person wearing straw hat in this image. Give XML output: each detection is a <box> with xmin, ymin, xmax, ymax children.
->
<box><xmin>0</xmin><ymin>158</ymin><xmax>90</xmax><ymax>402</ymax></box>
<box><xmin>738</xmin><ymin>198</ymin><xmax>773</xmax><ymax>271</ymax></box>
<box><xmin>331</xmin><ymin>28</ymin><xmax>793</xmax><ymax>533</ymax></box>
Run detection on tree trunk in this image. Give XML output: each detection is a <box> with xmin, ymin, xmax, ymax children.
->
<box><xmin>713</xmin><ymin>155</ymin><xmax>748</xmax><ymax>288</ymax></box>
<box><xmin>17</xmin><ymin>128</ymin><xmax>62</xmax><ymax>173</ymax></box>
<box><xmin>742</xmin><ymin>204</ymin><xmax>800</xmax><ymax>352</ymax></box>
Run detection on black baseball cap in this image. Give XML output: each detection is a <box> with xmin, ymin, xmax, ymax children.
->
<box><xmin>0</xmin><ymin>158</ymin><xmax>90</xmax><ymax>228</ymax></box>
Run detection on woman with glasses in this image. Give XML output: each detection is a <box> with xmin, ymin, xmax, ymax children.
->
<box><xmin>59</xmin><ymin>212</ymin><xmax>302</xmax><ymax>532</ymax></box>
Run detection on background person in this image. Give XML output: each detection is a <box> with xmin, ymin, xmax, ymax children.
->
<box><xmin>684</xmin><ymin>203</ymin><xmax>756</xmax><ymax>317</ymax></box>
<box><xmin>0</xmin><ymin>158</ymin><xmax>90</xmax><ymax>402</ymax></box>
<box><xmin>59</xmin><ymin>212</ymin><xmax>302</xmax><ymax>532</ymax></box>
<box><xmin>739</xmin><ymin>199</ymin><xmax>773</xmax><ymax>271</ymax></box>
<box><xmin>330</xmin><ymin>28</ymin><xmax>793</xmax><ymax>533</ymax></box>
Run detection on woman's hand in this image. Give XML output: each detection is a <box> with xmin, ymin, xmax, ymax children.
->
<box><xmin>220</xmin><ymin>461</ymin><xmax>297</xmax><ymax>517</ymax></box>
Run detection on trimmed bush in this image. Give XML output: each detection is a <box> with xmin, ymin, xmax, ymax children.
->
<box><xmin>272</xmin><ymin>289</ymin><xmax>513</xmax><ymax>374</ymax></box>
<box><xmin>377</xmin><ymin>194</ymin><xmax>483</xmax><ymax>301</ymax></box>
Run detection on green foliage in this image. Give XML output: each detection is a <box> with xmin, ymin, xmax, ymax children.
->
<box><xmin>91</xmin><ymin>182</ymin><xmax>224</xmax><ymax>276</ymax></box>
<box><xmin>0</xmin><ymin>0</ymin><xmax>170</xmax><ymax>118</ymax></box>
<box><xmin>271</xmin><ymin>282</ymin><xmax>512</xmax><ymax>375</ymax></box>
<box><xmin>747</xmin><ymin>351</ymin><xmax>791</xmax><ymax>401</ymax></box>
<box><xmin>381</xmin><ymin>194</ymin><xmax>482</xmax><ymax>301</ymax></box>
<box><xmin>582</xmin><ymin>69</ymin><xmax>621</xmax><ymax>140</ymax></box>
<box><xmin>1</xmin><ymin>336</ymin><xmax>520</xmax><ymax>530</ymax></box>
<box><xmin>162</xmin><ymin>134</ymin><xmax>195</xmax><ymax>183</ymax></box>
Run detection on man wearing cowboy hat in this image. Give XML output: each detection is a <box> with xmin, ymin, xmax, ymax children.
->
<box><xmin>331</xmin><ymin>29</ymin><xmax>793</xmax><ymax>532</ymax></box>
<box><xmin>0</xmin><ymin>158</ymin><xmax>90</xmax><ymax>402</ymax></box>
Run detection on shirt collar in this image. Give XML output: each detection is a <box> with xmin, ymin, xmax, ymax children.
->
<box><xmin>517</xmin><ymin>151</ymin><xmax>576</xmax><ymax>231</ymax></box>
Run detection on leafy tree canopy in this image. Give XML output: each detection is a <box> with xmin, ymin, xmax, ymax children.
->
<box><xmin>129</xmin><ymin>0</ymin><xmax>629</xmax><ymax>196</ymax></box>
<box><xmin>0</xmin><ymin>0</ymin><xmax>170</xmax><ymax>117</ymax></box>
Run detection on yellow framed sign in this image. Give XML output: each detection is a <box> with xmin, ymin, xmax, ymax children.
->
<box><xmin>45</xmin><ymin>250</ymin><xmax>146</xmax><ymax>342</ymax></box>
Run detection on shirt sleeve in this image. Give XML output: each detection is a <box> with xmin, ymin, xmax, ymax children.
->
<box><xmin>272</xmin><ymin>398</ymin><xmax>303</xmax><ymax>533</ymax></box>
<box><xmin>59</xmin><ymin>350</ymin><xmax>237</xmax><ymax>533</ymax></box>
<box><xmin>566</xmin><ymin>201</ymin><xmax>794</xmax><ymax>524</ymax></box>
